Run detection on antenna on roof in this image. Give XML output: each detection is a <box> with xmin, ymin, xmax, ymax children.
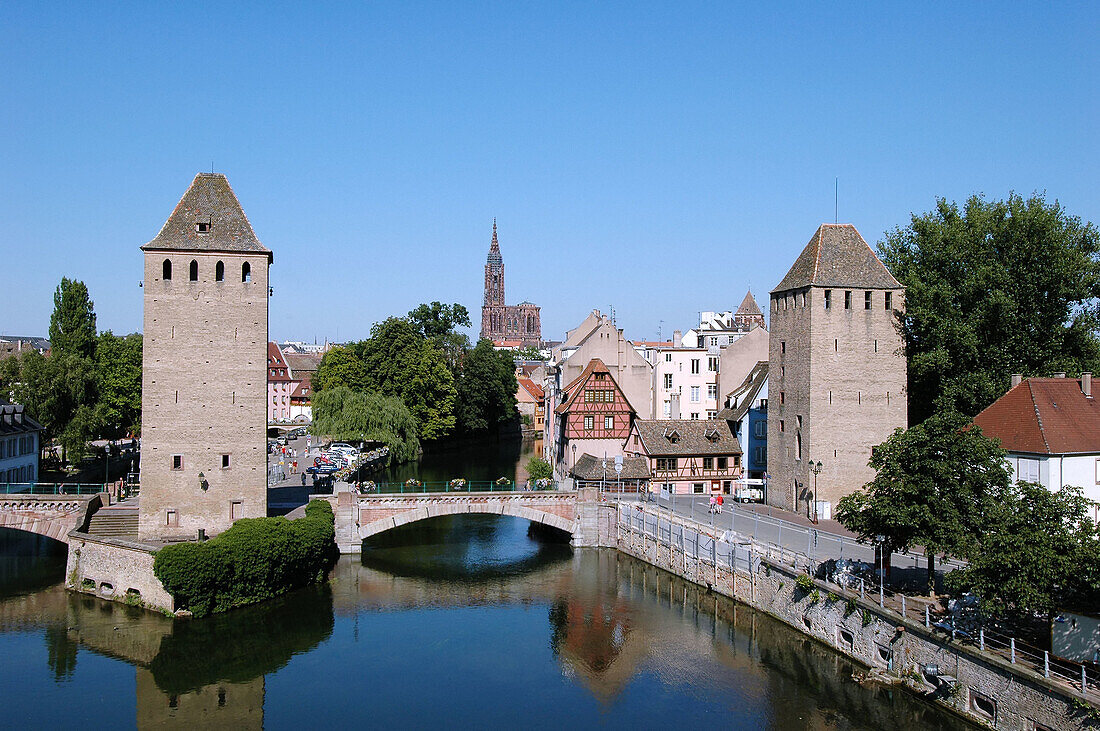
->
<box><xmin>834</xmin><ymin>177</ymin><xmax>838</xmax><ymax>224</ymax></box>
<box><xmin>212</xmin><ymin>161</ymin><xmax>215</xmax><ymax>174</ymax></box>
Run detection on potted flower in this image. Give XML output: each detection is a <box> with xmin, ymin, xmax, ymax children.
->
<box><xmin>449</xmin><ymin>478</ymin><xmax>467</xmax><ymax>491</ymax></box>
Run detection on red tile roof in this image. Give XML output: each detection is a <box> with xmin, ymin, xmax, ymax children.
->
<box><xmin>268</xmin><ymin>342</ymin><xmax>295</xmax><ymax>382</ymax></box>
<box><xmin>518</xmin><ymin>376</ymin><xmax>544</xmax><ymax>401</ymax></box>
<box><xmin>973</xmin><ymin>377</ymin><xmax>1100</xmax><ymax>455</ymax></box>
<box><xmin>555</xmin><ymin>359</ymin><xmax>637</xmax><ymax>415</ymax></box>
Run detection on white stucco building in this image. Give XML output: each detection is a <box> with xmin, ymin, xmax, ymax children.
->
<box><xmin>1</xmin><ymin>403</ymin><xmax>42</xmax><ymax>486</ymax></box>
<box><xmin>974</xmin><ymin>373</ymin><xmax>1100</xmax><ymax>519</ymax></box>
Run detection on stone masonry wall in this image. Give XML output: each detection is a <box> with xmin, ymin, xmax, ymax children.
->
<box><xmin>616</xmin><ymin>513</ymin><xmax>1093</xmax><ymax>731</ymax></box>
<box><xmin>66</xmin><ymin>532</ymin><xmax>174</xmax><ymax>613</ymax></box>
<box><xmin>140</xmin><ymin>250</ymin><xmax>269</xmax><ymax>539</ymax></box>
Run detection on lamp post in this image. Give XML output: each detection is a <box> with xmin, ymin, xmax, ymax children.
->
<box><xmin>808</xmin><ymin>460</ymin><xmax>823</xmax><ymax>524</ymax></box>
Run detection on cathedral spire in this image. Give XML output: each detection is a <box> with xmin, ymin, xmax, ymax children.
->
<box><xmin>487</xmin><ymin>218</ymin><xmax>502</xmax><ymax>266</ymax></box>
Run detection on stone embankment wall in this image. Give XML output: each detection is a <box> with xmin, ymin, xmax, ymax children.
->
<box><xmin>66</xmin><ymin>532</ymin><xmax>174</xmax><ymax>614</ymax></box>
<box><xmin>615</xmin><ymin>503</ymin><xmax>1095</xmax><ymax>731</ymax></box>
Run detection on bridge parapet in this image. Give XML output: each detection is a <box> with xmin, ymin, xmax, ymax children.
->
<box><xmin>0</xmin><ymin>493</ymin><xmax>102</xmax><ymax>544</ymax></box>
<box><xmin>335</xmin><ymin>490</ymin><xmax>579</xmax><ymax>553</ymax></box>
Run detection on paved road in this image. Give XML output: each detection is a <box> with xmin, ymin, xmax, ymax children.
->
<box><xmin>636</xmin><ymin>491</ymin><xmax>962</xmax><ymax>580</ymax></box>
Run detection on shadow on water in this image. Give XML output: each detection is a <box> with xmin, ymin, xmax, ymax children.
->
<box><xmin>0</xmin><ymin>528</ymin><xmax>68</xmax><ymax>600</ymax></box>
<box><xmin>376</xmin><ymin>435</ymin><xmax>536</xmax><ymax>484</ymax></box>
<box><xmin>360</xmin><ymin>513</ymin><xmax>573</xmax><ymax>581</ymax></box>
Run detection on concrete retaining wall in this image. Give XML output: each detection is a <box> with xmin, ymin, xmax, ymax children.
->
<box><xmin>616</xmin><ymin>510</ymin><xmax>1094</xmax><ymax>731</ymax></box>
<box><xmin>66</xmin><ymin>532</ymin><xmax>174</xmax><ymax>614</ymax></box>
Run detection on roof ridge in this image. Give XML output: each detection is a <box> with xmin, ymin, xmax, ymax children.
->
<box><xmin>1029</xmin><ymin>381</ymin><xmax>1052</xmax><ymax>454</ymax></box>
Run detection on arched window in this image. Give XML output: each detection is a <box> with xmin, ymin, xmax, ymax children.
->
<box><xmin>242</xmin><ymin>261</ymin><xmax>251</xmax><ymax>282</ymax></box>
<box><xmin>796</xmin><ymin>431</ymin><xmax>802</xmax><ymax>461</ymax></box>
<box><xmin>215</xmin><ymin>261</ymin><xmax>225</xmax><ymax>282</ymax></box>
<box><xmin>189</xmin><ymin>260</ymin><xmax>198</xmax><ymax>281</ymax></box>
<box><xmin>162</xmin><ymin>259</ymin><xmax>172</xmax><ymax>280</ymax></box>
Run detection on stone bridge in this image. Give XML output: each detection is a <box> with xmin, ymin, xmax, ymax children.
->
<box><xmin>332</xmin><ymin>489</ymin><xmax>616</xmax><ymax>554</ymax></box>
<box><xmin>0</xmin><ymin>494</ymin><xmax>101</xmax><ymax>544</ymax></box>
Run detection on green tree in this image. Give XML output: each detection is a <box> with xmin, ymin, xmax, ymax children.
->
<box><xmin>359</xmin><ymin>318</ymin><xmax>457</xmax><ymax>440</ymax></box>
<box><xmin>512</xmin><ymin>346</ymin><xmax>545</xmax><ymax>361</ymax></box>
<box><xmin>456</xmin><ymin>338</ymin><xmax>518</xmax><ymax>433</ymax></box>
<box><xmin>313</xmin><ymin>345</ymin><xmax>369</xmax><ymax>393</ymax></box>
<box><xmin>835</xmin><ymin>411</ymin><xmax>1010</xmax><ymax>593</ymax></box>
<box><xmin>526</xmin><ymin>456</ymin><xmax>553</xmax><ymax>481</ymax></box>
<box><xmin>407</xmin><ymin>301</ymin><xmax>471</xmax><ymax>372</ymax></box>
<box><xmin>49</xmin><ymin>278</ymin><xmax>98</xmax><ymax>360</ymax></box>
<box><xmin>94</xmin><ymin>332</ymin><xmax>142</xmax><ymax>438</ymax></box>
<box><xmin>879</xmin><ymin>193</ymin><xmax>1100</xmax><ymax>424</ymax></box>
<box><xmin>945</xmin><ymin>483</ymin><xmax>1100</xmax><ymax>620</ymax></box>
<box><xmin>310</xmin><ymin>386</ymin><xmax>420</xmax><ymax>463</ymax></box>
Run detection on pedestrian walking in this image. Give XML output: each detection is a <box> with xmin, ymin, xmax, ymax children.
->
<box><xmin>708</xmin><ymin>495</ymin><xmax>717</xmax><ymax>514</ymax></box>
<box><xmin>301</xmin><ymin>472</ymin><xmax>306</xmax><ymax>486</ymax></box>
<box><xmin>716</xmin><ymin>493</ymin><xmax>724</xmax><ymax>514</ymax></box>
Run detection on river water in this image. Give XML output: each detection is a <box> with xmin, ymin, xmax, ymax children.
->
<box><xmin>0</xmin><ymin>439</ymin><xmax>974</xmax><ymax>729</ymax></box>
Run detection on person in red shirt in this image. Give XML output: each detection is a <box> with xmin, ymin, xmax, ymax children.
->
<box><xmin>716</xmin><ymin>493</ymin><xmax>724</xmax><ymax>514</ymax></box>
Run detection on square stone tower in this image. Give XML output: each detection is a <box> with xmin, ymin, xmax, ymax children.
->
<box><xmin>138</xmin><ymin>173</ymin><xmax>272</xmax><ymax>539</ymax></box>
<box><xmin>766</xmin><ymin>224</ymin><xmax>905</xmax><ymax>514</ymax></box>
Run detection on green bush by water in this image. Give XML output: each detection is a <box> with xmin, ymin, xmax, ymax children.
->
<box><xmin>153</xmin><ymin>500</ymin><xmax>337</xmax><ymax>617</ymax></box>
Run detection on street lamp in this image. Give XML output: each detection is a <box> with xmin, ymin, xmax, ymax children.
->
<box><xmin>808</xmin><ymin>460</ymin><xmax>823</xmax><ymax>524</ymax></box>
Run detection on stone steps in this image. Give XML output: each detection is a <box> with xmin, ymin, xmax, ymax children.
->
<box><xmin>86</xmin><ymin>500</ymin><xmax>139</xmax><ymax>538</ymax></box>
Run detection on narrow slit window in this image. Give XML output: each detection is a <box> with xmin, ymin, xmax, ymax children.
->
<box><xmin>215</xmin><ymin>261</ymin><xmax>225</xmax><ymax>281</ymax></box>
<box><xmin>189</xmin><ymin>260</ymin><xmax>198</xmax><ymax>281</ymax></box>
<box><xmin>242</xmin><ymin>261</ymin><xmax>251</xmax><ymax>282</ymax></box>
<box><xmin>162</xmin><ymin>259</ymin><xmax>172</xmax><ymax>280</ymax></box>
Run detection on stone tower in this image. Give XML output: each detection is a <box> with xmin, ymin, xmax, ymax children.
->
<box><xmin>138</xmin><ymin>173</ymin><xmax>272</xmax><ymax>539</ymax></box>
<box><xmin>480</xmin><ymin>220</ymin><xmax>505</xmax><ymax>340</ymax></box>
<box><xmin>766</xmin><ymin>224</ymin><xmax>905</xmax><ymax>515</ymax></box>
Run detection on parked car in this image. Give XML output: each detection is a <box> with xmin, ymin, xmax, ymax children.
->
<box><xmin>307</xmin><ymin>462</ymin><xmax>340</xmax><ymax>475</ymax></box>
<box><xmin>329</xmin><ymin>442</ymin><xmax>358</xmax><ymax>455</ymax></box>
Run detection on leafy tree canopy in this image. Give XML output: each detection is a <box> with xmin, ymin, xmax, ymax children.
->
<box><xmin>835</xmin><ymin>411</ymin><xmax>1010</xmax><ymax>592</ymax></box>
<box><xmin>525</xmin><ymin>456</ymin><xmax>553</xmax><ymax>481</ymax></box>
<box><xmin>879</xmin><ymin>193</ymin><xmax>1100</xmax><ymax>424</ymax></box>
<box><xmin>407</xmin><ymin>301</ymin><xmax>470</xmax><ymax>339</ymax></box>
<box><xmin>358</xmin><ymin>318</ymin><xmax>457</xmax><ymax>440</ymax></box>
<box><xmin>94</xmin><ymin>332</ymin><xmax>142</xmax><ymax>438</ymax></box>
<box><xmin>310</xmin><ymin>386</ymin><xmax>420</xmax><ymax>464</ymax></box>
<box><xmin>313</xmin><ymin>345</ymin><xmax>369</xmax><ymax>393</ymax></box>
<box><xmin>945</xmin><ymin>483</ymin><xmax>1100</xmax><ymax>619</ymax></box>
<box><xmin>456</xmin><ymin>338</ymin><xmax>518</xmax><ymax>433</ymax></box>
<box><xmin>49</xmin><ymin>278</ymin><xmax>97</xmax><ymax>360</ymax></box>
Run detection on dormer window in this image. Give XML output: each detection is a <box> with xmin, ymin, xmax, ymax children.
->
<box><xmin>665</xmin><ymin>429</ymin><xmax>680</xmax><ymax>443</ymax></box>
<box><xmin>704</xmin><ymin>428</ymin><xmax>720</xmax><ymax>442</ymax></box>
<box><xmin>196</xmin><ymin>221</ymin><xmax>212</xmax><ymax>234</ymax></box>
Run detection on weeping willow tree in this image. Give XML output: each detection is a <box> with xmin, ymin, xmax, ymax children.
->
<box><xmin>310</xmin><ymin>387</ymin><xmax>420</xmax><ymax>464</ymax></box>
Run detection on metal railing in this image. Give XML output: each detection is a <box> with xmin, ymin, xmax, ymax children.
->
<box><xmin>358</xmin><ymin>480</ymin><xmax>561</xmax><ymax>494</ymax></box>
<box><xmin>0</xmin><ymin>482</ymin><xmax>108</xmax><ymax>495</ymax></box>
<box><xmin>618</xmin><ymin>500</ymin><xmax>1100</xmax><ymax>702</ymax></box>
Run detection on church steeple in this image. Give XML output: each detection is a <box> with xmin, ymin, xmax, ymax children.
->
<box><xmin>487</xmin><ymin>218</ymin><xmax>502</xmax><ymax>267</ymax></box>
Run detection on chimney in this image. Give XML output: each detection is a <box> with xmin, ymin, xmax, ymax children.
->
<box><xmin>1010</xmin><ymin>374</ymin><xmax>1022</xmax><ymax>389</ymax></box>
<box><xmin>1054</xmin><ymin>372</ymin><xmax>1067</xmax><ymax>379</ymax></box>
<box><xmin>673</xmin><ymin>329</ymin><xmax>682</xmax><ymax>345</ymax></box>
<box><xmin>1083</xmin><ymin>372</ymin><xmax>1092</xmax><ymax>398</ymax></box>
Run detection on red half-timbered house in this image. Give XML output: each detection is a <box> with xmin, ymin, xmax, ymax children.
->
<box><xmin>623</xmin><ymin>419</ymin><xmax>743</xmax><ymax>494</ymax></box>
<box><xmin>554</xmin><ymin>358</ymin><xmax>637</xmax><ymax>471</ymax></box>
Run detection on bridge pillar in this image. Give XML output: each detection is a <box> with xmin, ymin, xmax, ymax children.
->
<box><xmin>572</xmin><ymin>487</ymin><xmax>618</xmax><ymax>548</ymax></box>
<box><xmin>334</xmin><ymin>490</ymin><xmax>360</xmax><ymax>555</ymax></box>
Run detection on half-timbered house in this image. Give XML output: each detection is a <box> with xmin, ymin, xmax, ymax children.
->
<box><xmin>623</xmin><ymin>419</ymin><xmax>742</xmax><ymax>494</ymax></box>
<box><xmin>553</xmin><ymin>358</ymin><xmax>637</xmax><ymax>473</ymax></box>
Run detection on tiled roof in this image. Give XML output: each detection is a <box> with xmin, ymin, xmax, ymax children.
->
<box><xmin>518</xmin><ymin>376</ymin><xmax>544</xmax><ymax>401</ymax></box>
<box><xmin>571</xmin><ymin>453</ymin><xmax>651</xmax><ymax>481</ymax></box>
<box><xmin>0</xmin><ymin>403</ymin><xmax>43</xmax><ymax>435</ymax></box>
<box><xmin>486</xmin><ymin>220</ymin><xmax>502</xmax><ymax>267</ymax></box>
<box><xmin>268</xmin><ymin>342</ymin><xmax>294</xmax><ymax>382</ymax></box>
<box><xmin>284</xmin><ymin>352</ymin><xmax>322</xmax><ymax>375</ymax></box>
<box><xmin>717</xmin><ymin>361</ymin><xmax>769</xmax><ymax>422</ymax></box>
<box><xmin>631</xmin><ymin>419</ymin><xmax>742</xmax><ymax>457</ymax></box>
<box><xmin>291</xmin><ymin>374</ymin><xmax>312</xmax><ymax>401</ymax></box>
<box><xmin>736</xmin><ymin>290</ymin><xmax>763</xmax><ymax>317</ymax></box>
<box><xmin>973</xmin><ymin>377</ymin><xmax>1100</xmax><ymax>455</ymax></box>
<box><xmin>772</xmin><ymin>224</ymin><xmax>900</xmax><ymax>293</ymax></box>
<box><xmin>556</xmin><ymin>359</ymin><xmax>637</xmax><ymax>415</ymax></box>
<box><xmin>142</xmin><ymin>173</ymin><xmax>273</xmax><ymax>261</ymax></box>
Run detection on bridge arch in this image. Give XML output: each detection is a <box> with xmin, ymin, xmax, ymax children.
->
<box><xmin>358</xmin><ymin>501</ymin><xmax>575</xmax><ymax>542</ymax></box>
<box><xmin>0</xmin><ymin>496</ymin><xmax>100</xmax><ymax>545</ymax></box>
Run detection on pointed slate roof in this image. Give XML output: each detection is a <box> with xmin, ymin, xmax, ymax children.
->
<box><xmin>772</xmin><ymin>224</ymin><xmax>899</xmax><ymax>293</ymax></box>
<box><xmin>736</xmin><ymin>290</ymin><xmax>763</xmax><ymax>317</ymax></box>
<box><xmin>142</xmin><ymin>173</ymin><xmax>273</xmax><ymax>261</ymax></box>
<box><xmin>717</xmin><ymin>361</ymin><xmax>769</xmax><ymax>421</ymax></box>
<box><xmin>555</xmin><ymin>358</ymin><xmax>637</xmax><ymax>415</ymax></box>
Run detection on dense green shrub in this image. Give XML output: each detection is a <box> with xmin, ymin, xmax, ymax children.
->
<box><xmin>153</xmin><ymin>500</ymin><xmax>336</xmax><ymax>617</ymax></box>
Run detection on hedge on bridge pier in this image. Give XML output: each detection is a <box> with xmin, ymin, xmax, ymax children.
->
<box><xmin>153</xmin><ymin>500</ymin><xmax>337</xmax><ymax>617</ymax></box>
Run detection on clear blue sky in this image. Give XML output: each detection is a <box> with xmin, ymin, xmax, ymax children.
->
<box><xmin>3</xmin><ymin>3</ymin><xmax>1097</xmax><ymax>344</ymax></box>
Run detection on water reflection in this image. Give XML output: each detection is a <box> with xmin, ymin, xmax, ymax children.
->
<box><xmin>0</xmin><ymin>516</ymin><xmax>972</xmax><ymax>729</ymax></box>
<box><xmin>377</xmin><ymin>435</ymin><xmax>538</xmax><ymax>484</ymax></box>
